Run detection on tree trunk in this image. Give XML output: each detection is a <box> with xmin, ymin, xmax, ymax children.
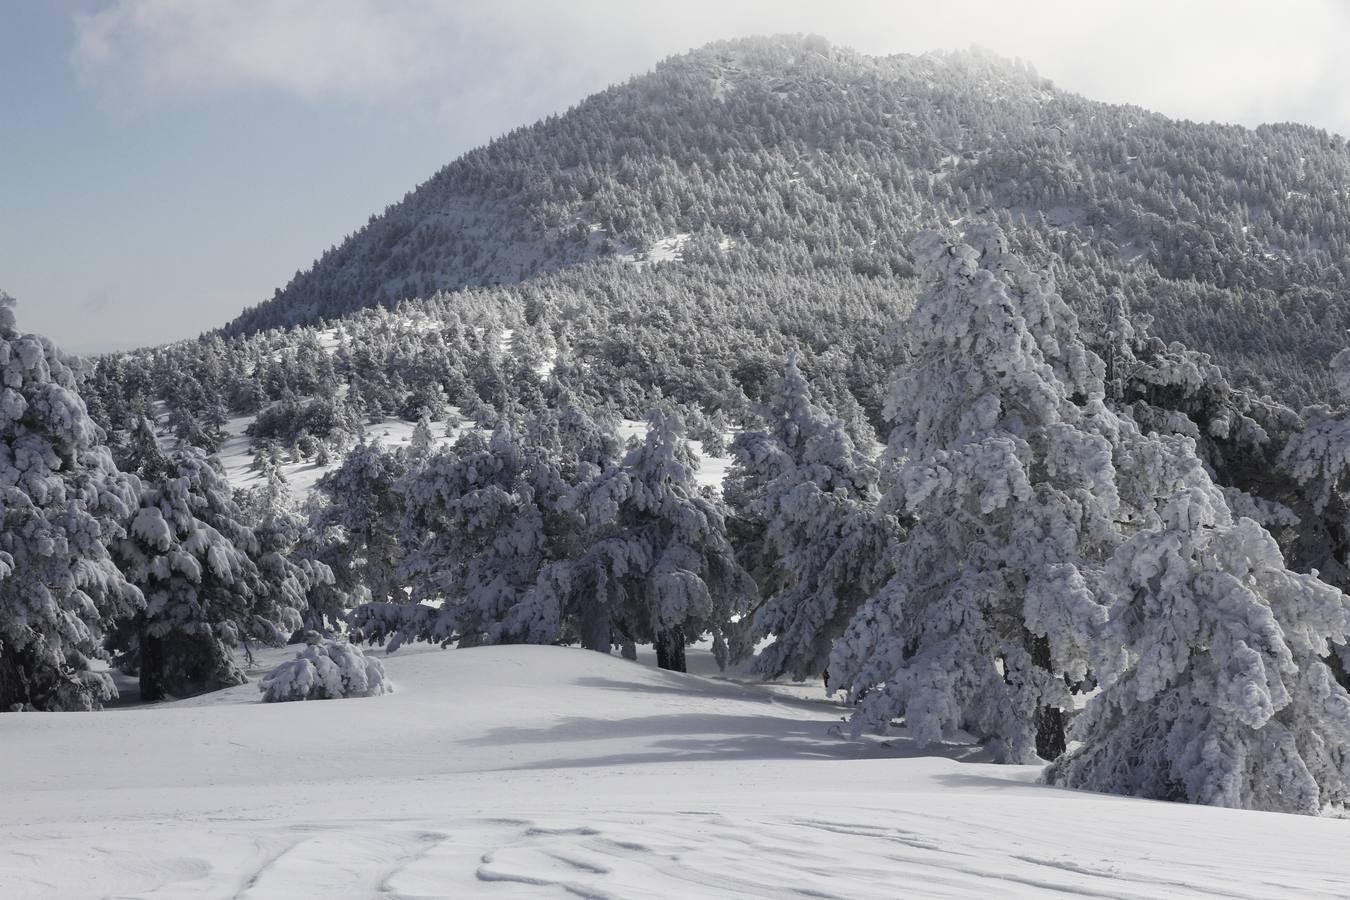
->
<box><xmin>654</xmin><ymin>626</ymin><xmax>687</xmax><ymax>672</ymax></box>
<box><xmin>140</xmin><ymin>629</ymin><xmax>243</xmax><ymax>701</ymax></box>
<box><xmin>139</xmin><ymin>630</ymin><xmax>166</xmax><ymax>703</ymax></box>
<box><xmin>0</xmin><ymin>648</ymin><xmax>33</xmax><ymax>712</ymax></box>
<box><xmin>1025</xmin><ymin>630</ymin><xmax>1066</xmax><ymax>759</ymax></box>
<box><xmin>579</xmin><ymin>600</ymin><xmax>611</xmax><ymax>654</ymax></box>
<box><xmin>1330</xmin><ymin>645</ymin><xmax>1350</xmax><ymax>693</ymax></box>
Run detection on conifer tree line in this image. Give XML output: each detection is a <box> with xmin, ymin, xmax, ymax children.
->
<box><xmin>8</xmin><ymin>214</ymin><xmax>1350</xmax><ymax>816</ymax></box>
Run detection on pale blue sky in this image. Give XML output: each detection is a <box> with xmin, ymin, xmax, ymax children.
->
<box><xmin>6</xmin><ymin>1</ymin><xmax>1350</xmax><ymax>353</ymax></box>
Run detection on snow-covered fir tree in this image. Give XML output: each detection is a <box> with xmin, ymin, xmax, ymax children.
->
<box><xmin>360</xmin><ymin>423</ymin><xmax>557</xmax><ymax>649</ymax></box>
<box><xmin>1274</xmin><ymin>347</ymin><xmax>1350</xmax><ymax>685</ymax></box>
<box><xmin>111</xmin><ymin>418</ymin><xmax>298</xmax><ymax>700</ymax></box>
<box><xmin>409</xmin><ymin>413</ymin><xmax>436</xmax><ymax>458</ymax></box>
<box><xmin>564</xmin><ymin>407</ymin><xmax>754</xmax><ymax>671</ymax></box>
<box><xmin>828</xmin><ymin>229</ymin><xmax>1123</xmax><ymax>761</ymax></box>
<box><xmin>0</xmin><ymin>295</ymin><xmax>144</xmax><ymax>711</ymax></box>
<box><xmin>357</xmin><ymin>401</ymin><xmax>621</xmax><ymax>650</ymax></box>
<box><xmin>726</xmin><ymin>354</ymin><xmax>897</xmax><ymax>682</ymax></box>
<box><xmin>311</xmin><ymin>438</ymin><xmax>409</xmax><ymax>603</ymax></box>
<box><xmin>237</xmin><ymin>464</ymin><xmax>345</xmax><ymax>637</ymax></box>
<box><xmin>1045</xmin><ymin>440</ymin><xmax>1350</xmax><ymax>814</ymax></box>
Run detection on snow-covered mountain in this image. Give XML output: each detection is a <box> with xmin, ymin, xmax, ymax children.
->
<box><xmin>225</xmin><ymin>35</ymin><xmax>1350</xmax><ymax>405</ymax></box>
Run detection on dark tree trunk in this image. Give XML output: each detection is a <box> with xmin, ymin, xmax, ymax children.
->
<box><xmin>1025</xmin><ymin>630</ymin><xmax>1066</xmax><ymax>760</ymax></box>
<box><xmin>654</xmin><ymin>626</ymin><xmax>687</xmax><ymax>672</ymax></box>
<box><xmin>0</xmin><ymin>648</ymin><xmax>34</xmax><ymax>712</ymax></box>
<box><xmin>1330</xmin><ymin>646</ymin><xmax>1350</xmax><ymax>693</ymax></box>
<box><xmin>140</xmin><ymin>629</ymin><xmax>244</xmax><ymax>701</ymax></box>
<box><xmin>139</xmin><ymin>631</ymin><xmax>166</xmax><ymax>703</ymax></box>
<box><xmin>579</xmin><ymin>601</ymin><xmax>611</xmax><ymax>654</ymax></box>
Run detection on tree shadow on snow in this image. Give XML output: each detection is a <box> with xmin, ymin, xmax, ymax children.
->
<box><xmin>466</xmin><ymin>711</ymin><xmax>991</xmax><ymax>771</ymax></box>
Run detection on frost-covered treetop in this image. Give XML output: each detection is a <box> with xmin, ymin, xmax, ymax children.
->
<box><xmin>894</xmin><ymin>227</ymin><xmax>1106</xmax><ymax>463</ymax></box>
<box><xmin>0</xmin><ymin>292</ymin><xmax>16</xmax><ymax>336</ymax></box>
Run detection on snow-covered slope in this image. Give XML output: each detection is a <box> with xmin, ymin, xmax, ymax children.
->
<box><xmin>219</xmin><ymin>411</ymin><xmax>730</xmax><ymax>503</ymax></box>
<box><xmin>3</xmin><ymin>645</ymin><xmax>1347</xmax><ymax>898</ymax></box>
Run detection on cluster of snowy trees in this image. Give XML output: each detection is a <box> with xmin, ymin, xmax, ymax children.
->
<box><xmin>823</xmin><ymin>228</ymin><xmax>1350</xmax><ymax>815</ymax></box>
<box><xmin>10</xmin><ymin>210</ymin><xmax>1350</xmax><ymax>819</ymax></box>
<box><xmin>347</xmin><ymin>402</ymin><xmax>754</xmax><ymax>672</ymax></box>
<box><xmin>0</xmin><ymin>295</ymin><xmax>343</xmax><ymax>710</ymax></box>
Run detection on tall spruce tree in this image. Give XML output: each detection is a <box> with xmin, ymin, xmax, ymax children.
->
<box><xmin>727</xmin><ymin>354</ymin><xmax>897</xmax><ymax>682</ymax></box>
<box><xmin>238</xmin><ymin>465</ymin><xmax>345</xmax><ymax>637</ymax></box>
<box><xmin>312</xmin><ymin>438</ymin><xmax>408</xmax><ymax>602</ymax></box>
<box><xmin>566</xmin><ymin>407</ymin><xmax>754</xmax><ymax>671</ymax></box>
<box><xmin>112</xmin><ymin>419</ymin><xmax>296</xmax><ymax>700</ymax></box>
<box><xmin>828</xmin><ymin>229</ymin><xmax>1123</xmax><ymax>761</ymax></box>
<box><xmin>0</xmin><ymin>295</ymin><xmax>144</xmax><ymax>711</ymax></box>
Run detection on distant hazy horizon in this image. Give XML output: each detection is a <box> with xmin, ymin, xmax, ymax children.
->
<box><xmin>6</xmin><ymin>0</ymin><xmax>1350</xmax><ymax>352</ymax></box>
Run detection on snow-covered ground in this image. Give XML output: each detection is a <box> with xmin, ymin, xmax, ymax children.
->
<box><xmin>218</xmin><ymin>413</ymin><xmax>731</xmax><ymax>502</ymax></box>
<box><xmin>216</xmin><ymin>411</ymin><xmax>471</xmax><ymax>499</ymax></box>
<box><xmin>3</xmin><ymin>644</ymin><xmax>1348</xmax><ymax>898</ymax></box>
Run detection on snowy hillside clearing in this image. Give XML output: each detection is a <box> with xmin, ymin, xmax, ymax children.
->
<box><xmin>218</xmin><ymin>411</ymin><xmax>731</xmax><ymax>502</ymax></box>
<box><xmin>3</xmin><ymin>645</ymin><xmax>1348</xmax><ymax>898</ymax></box>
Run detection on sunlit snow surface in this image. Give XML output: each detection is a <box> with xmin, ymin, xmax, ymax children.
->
<box><xmin>2</xmin><ymin>644</ymin><xmax>1348</xmax><ymax>898</ymax></box>
<box><xmin>219</xmin><ymin>413</ymin><xmax>730</xmax><ymax>501</ymax></box>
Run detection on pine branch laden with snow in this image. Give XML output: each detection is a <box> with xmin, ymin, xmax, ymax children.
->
<box><xmin>828</xmin><ymin>227</ymin><xmax>1125</xmax><ymax>763</ymax></box>
<box><xmin>260</xmin><ymin>637</ymin><xmax>390</xmax><ymax>702</ymax></box>
<box><xmin>0</xmin><ymin>295</ymin><xmax>145</xmax><ymax>711</ymax></box>
<box><xmin>1046</xmin><ymin>443</ymin><xmax>1350</xmax><ymax>815</ymax></box>
<box><xmin>727</xmin><ymin>353</ymin><xmax>897</xmax><ymax>682</ymax></box>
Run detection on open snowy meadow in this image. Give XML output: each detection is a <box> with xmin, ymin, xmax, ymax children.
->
<box><xmin>3</xmin><ymin>643</ymin><xmax>1348</xmax><ymax>899</ymax></box>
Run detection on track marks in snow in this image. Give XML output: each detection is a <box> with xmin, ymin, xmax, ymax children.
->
<box><xmin>5</xmin><ymin>809</ymin><xmax>1346</xmax><ymax>899</ymax></box>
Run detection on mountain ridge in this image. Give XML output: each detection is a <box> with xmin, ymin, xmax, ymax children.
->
<box><xmin>215</xmin><ymin>34</ymin><xmax>1350</xmax><ymax>405</ymax></box>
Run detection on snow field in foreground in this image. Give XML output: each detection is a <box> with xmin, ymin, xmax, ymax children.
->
<box><xmin>2</xmin><ymin>644</ymin><xmax>1348</xmax><ymax>898</ymax></box>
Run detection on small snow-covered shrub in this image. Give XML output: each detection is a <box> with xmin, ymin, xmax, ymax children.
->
<box><xmin>260</xmin><ymin>639</ymin><xmax>390</xmax><ymax>702</ymax></box>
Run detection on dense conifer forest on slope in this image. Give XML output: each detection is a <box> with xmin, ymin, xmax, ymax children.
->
<box><xmin>224</xmin><ymin>36</ymin><xmax>1350</xmax><ymax>408</ymax></box>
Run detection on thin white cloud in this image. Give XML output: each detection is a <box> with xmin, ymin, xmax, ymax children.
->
<box><xmin>72</xmin><ymin>0</ymin><xmax>445</xmax><ymax>101</ymax></box>
<box><xmin>70</xmin><ymin>0</ymin><xmax>1350</xmax><ymax>136</ymax></box>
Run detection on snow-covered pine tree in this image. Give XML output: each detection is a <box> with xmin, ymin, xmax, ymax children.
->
<box><xmin>111</xmin><ymin>418</ymin><xmax>297</xmax><ymax>700</ymax></box>
<box><xmin>828</xmin><ymin>229</ymin><xmax>1121</xmax><ymax>761</ymax></box>
<box><xmin>238</xmin><ymin>464</ymin><xmax>345</xmax><ymax>638</ymax></box>
<box><xmin>312</xmin><ymin>438</ymin><xmax>408</xmax><ymax>602</ymax></box>
<box><xmin>727</xmin><ymin>354</ymin><xmax>897</xmax><ymax>682</ymax></box>
<box><xmin>1045</xmin><ymin>440</ymin><xmax>1350</xmax><ymax>814</ymax></box>
<box><xmin>1276</xmin><ymin>346</ymin><xmax>1350</xmax><ymax>684</ymax></box>
<box><xmin>409</xmin><ymin>413</ymin><xmax>436</xmax><ymax>458</ymax></box>
<box><xmin>358</xmin><ymin>402</ymin><xmax>621</xmax><ymax>650</ymax></box>
<box><xmin>566</xmin><ymin>406</ymin><xmax>754</xmax><ymax>671</ymax></box>
<box><xmin>361</xmin><ymin>423</ymin><xmax>555</xmax><ymax>648</ymax></box>
<box><xmin>0</xmin><ymin>294</ymin><xmax>144</xmax><ymax>711</ymax></box>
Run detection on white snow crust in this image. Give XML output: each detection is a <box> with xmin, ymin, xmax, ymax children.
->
<box><xmin>3</xmin><ymin>644</ymin><xmax>1348</xmax><ymax>898</ymax></box>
